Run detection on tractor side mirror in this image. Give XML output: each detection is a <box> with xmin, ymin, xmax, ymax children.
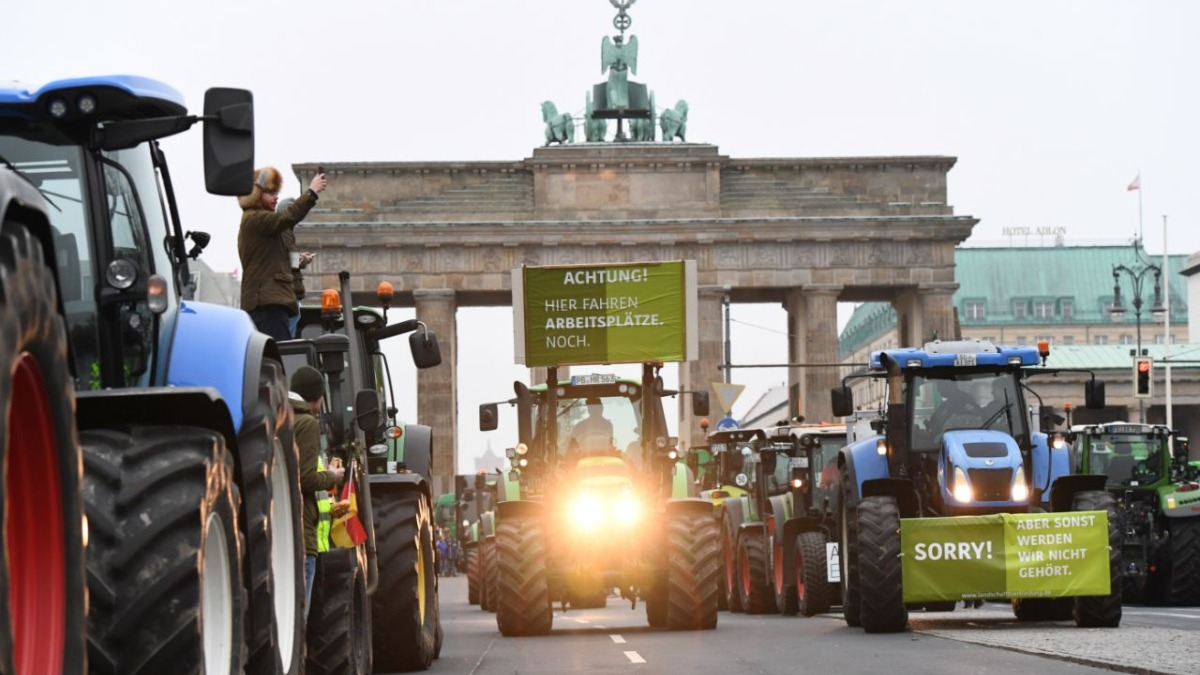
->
<box><xmin>202</xmin><ymin>88</ymin><xmax>254</xmax><ymax>196</ymax></box>
<box><xmin>410</xmin><ymin>329</ymin><xmax>442</xmax><ymax>369</ymax></box>
<box><xmin>831</xmin><ymin>386</ymin><xmax>854</xmax><ymax>417</ymax></box>
<box><xmin>354</xmin><ymin>389</ymin><xmax>381</xmax><ymax>432</ymax></box>
<box><xmin>1084</xmin><ymin>380</ymin><xmax>1106</xmax><ymax>410</ymax></box>
<box><xmin>480</xmin><ymin>403</ymin><xmax>499</xmax><ymax>432</ymax></box>
<box><xmin>692</xmin><ymin>391</ymin><xmax>710</xmax><ymax>417</ymax></box>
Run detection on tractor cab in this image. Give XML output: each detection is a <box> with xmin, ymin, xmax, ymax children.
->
<box><xmin>1069</xmin><ymin>422</ymin><xmax>1171</xmax><ymax>489</ymax></box>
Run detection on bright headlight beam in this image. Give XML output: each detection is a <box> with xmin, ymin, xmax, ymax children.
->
<box><xmin>1011</xmin><ymin>470</ymin><xmax>1029</xmax><ymax>502</ymax></box>
<box><xmin>571</xmin><ymin>494</ymin><xmax>602</xmax><ymax>529</ymax></box>
<box><xmin>614</xmin><ymin>495</ymin><xmax>640</xmax><ymax>524</ymax></box>
<box><xmin>953</xmin><ymin>466</ymin><xmax>973</xmax><ymax>503</ymax></box>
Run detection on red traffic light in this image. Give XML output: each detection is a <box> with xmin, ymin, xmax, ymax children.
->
<box><xmin>1137</xmin><ymin>360</ymin><xmax>1152</xmax><ymax>373</ymax></box>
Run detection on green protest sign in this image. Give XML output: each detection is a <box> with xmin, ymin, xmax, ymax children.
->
<box><xmin>513</xmin><ymin>261</ymin><xmax>697</xmax><ymax>367</ymax></box>
<box><xmin>900</xmin><ymin>511</ymin><xmax>1110</xmax><ymax>603</ymax></box>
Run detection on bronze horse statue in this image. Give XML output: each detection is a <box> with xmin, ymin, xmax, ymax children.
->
<box><xmin>659</xmin><ymin>99</ymin><xmax>688</xmax><ymax>142</ymax></box>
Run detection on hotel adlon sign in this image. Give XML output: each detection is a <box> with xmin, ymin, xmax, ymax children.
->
<box><xmin>513</xmin><ymin>260</ymin><xmax>699</xmax><ymax>367</ymax></box>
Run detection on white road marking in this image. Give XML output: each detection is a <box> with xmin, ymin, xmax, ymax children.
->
<box><xmin>572</xmin><ymin>618</ymin><xmax>590</xmax><ymax>624</ymax></box>
<box><xmin>610</xmin><ymin>635</ymin><xmax>626</xmax><ymax>644</ymax></box>
<box><xmin>624</xmin><ymin>651</ymin><xmax>646</xmax><ymax>664</ymax></box>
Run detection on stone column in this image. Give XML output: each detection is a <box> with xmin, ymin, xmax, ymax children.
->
<box><xmin>894</xmin><ymin>288</ymin><xmax>922</xmax><ymax>348</ymax></box>
<box><xmin>919</xmin><ymin>284</ymin><xmax>960</xmax><ymax>342</ymax></box>
<box><xmin>414</xmin><ymin>288</ymin><xmax>457</xmax><ymax>497</ymax></box>
<box><xmin>802</xmin><ymin>286</ymin><xmax>841</xmax><ymax>424</ymax></box>
<box><xmin>785</xmin><ymin>289</ymin><xmax>807</xmax><ymax>422</ymax></box>
<box><xmin>679</xmin><ymin>285</ymin><xmax>725</xmax><ymax>450</ymax></box>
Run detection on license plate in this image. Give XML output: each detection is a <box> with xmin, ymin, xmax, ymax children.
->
<box><xmin>954</xmin><ymin>353</ymin><xmax>977</xmax><ymax>367</ymax></box>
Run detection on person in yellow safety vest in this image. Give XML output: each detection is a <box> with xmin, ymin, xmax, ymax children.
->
<box><xmin>290</xmin><ymin>365</ymin><xmax>344</xmax><ymax>619</ymax></box>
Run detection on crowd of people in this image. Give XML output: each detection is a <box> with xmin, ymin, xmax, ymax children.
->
<box><xmin>435</xmin><ymin>528</ymin><xmax>461</xmax><ymax>577</ymax></box>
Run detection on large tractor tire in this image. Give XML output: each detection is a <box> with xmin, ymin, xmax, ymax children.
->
<box><xmin>666</xmin><ymin>511</ymin><xmax>720</xmax><ymax>631</ymax></box>
<box><xmin>465</xmin><ymin>545</ymin><xmax>481</xmax><ymax>605</ymax></box>
<box><xmin>645</xmin><ymin>583</ymin><xmax>668</xmax><ymax>628</ymax></box>
<box><xmin>0</xmin><ymin>223</ymin><xmax>86</xmax><ymax>675</ymax></box>
<box><xmin>857</xmin><ymin>496</ymin><xmax>907</xmax><ymax>633</ymax></box>
<box><xmin>720</xmin><ymin>513</ymin><xmax>743</xmax><ymax>613</ymax></box>
<box><xmin>773</xmin><ymin>534</ymin><xmax>798</xmax><ymax>616</ymax></box>
<box><xmin>371</xmin><ymin>491</ymin><xmax>438</xmax><ymax>671</ymax></box>
<box><xmin>306</xmin><ymin>548</ymin><xmax>371</xmax><ymax>675</ymax></box>
<box><xmin>1158</xmin><ymin>516</ymin><xmax>1200</xmax><ymax>606</ymax></box>
<box><xmin>241</xmin><ymin>359</ymin><xmax>305</xmax><ymax>675</ymax></box>
<box><xmin>736</xmin><ymin>531</ymin><xmax>775</xmax><ymax>614</ymax></box>
<box><xmin>1073</xmin><ymin>490</ymin><xmax>1122</xmax><ymax>628</ymax></box>
<box><xmin>839</xmin><ymin>474</ymin><xmax>862</xmax><ymax>627</ymax></box>
<box><xmin>496</xmin><ymin>517</ymin><xmax>553</xmax><ymax>636</ymax></box>
<box><xmin>83</xmin><ymin>426</ymin><xmax>246</xmax><ymax>674</ymax></box>
<box><xmin>797</xmin><ymin>531</ymin><xmax>835</xmax><ymax>617</ymax></box>
<box><xmin>479</xmin><ymin>536</ymin><xmax>497</xmax><ymax>612</ymax></box>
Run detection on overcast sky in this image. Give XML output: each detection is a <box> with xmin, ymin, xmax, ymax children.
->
<box><xmin>10</xmin><ymin>0</ymin><xmax>1198</xmax><ymax>473</ymax></box>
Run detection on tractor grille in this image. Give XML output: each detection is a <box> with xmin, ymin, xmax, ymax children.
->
<box><xmin>968</xmin><ymin>468</ymin><xmax>1012</xmax><ymax>502</ymax></box>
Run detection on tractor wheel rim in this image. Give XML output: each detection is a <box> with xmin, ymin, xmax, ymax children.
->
<box><xmin>417</xmin><ymin>530</ymin><xmax>427</xmax><ymax>623</ymax></box>
<box><xmin>202</xmin><ymin>511</ymin><xmax>234</xmax><ymax>675</ymax></box>
<box><xmin>796</xmin><ymin>546</ymin><xmax>806</xmax><ymax>602</ymax></box>
<box><xmin>10</xmin><ymin>354</ymin><xmax>65</xmax><ymax>675</ymax></box>
<box><xmin>269</xmin><ymin>441</ymin><xmax>297</xmax><ymax>661</ymax></box>
<box><xmin>774</xmin><ymin>542</ymin><xmax>784</xmax><ymax>593</ymax></box>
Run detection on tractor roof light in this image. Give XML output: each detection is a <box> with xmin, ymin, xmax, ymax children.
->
<box><xmin>515</xmin><ymin>443</ymin><xmax>528</xmax><ymax>455</ymax></box>
<box><xmin>77</xmin><ymin>93</ymin><xmax>97</xmax><ymax>115</ymax></box>
<box><xmin>105</xmin><ymin>258</ymin><xmax>137</xmax><ymax>290</ymax></box>
<box><xmin>1037</xmin><ymin>340</ymin><xmax>1051</xmax><ymax>359</ymax></box>
<box><xmin>321</xmin><ymin>289</ymin><xmax>342</xmax><ymax>317</ymax></box>
<box><xmin>384</xmin><ymin>426</ymin><xmax>403</xmax><ymax>440</ymax></box>
<box><xmin>147</xmin><ymin>274</ymin><xmax>168</xmax><ymax>314</ymax></box>
<box><xmin>376</xmin><ymin>281</ymin><xmax>394</xmax><ymax>306</ymax></box>
<box><xmin>906</xmin><ymin>359</ymin><xmax>922</xmax><ymax>368</ymax></box>
<box><xmin>48</xmin><ymin>98</ymin><xmax>68</xmax><ymax>118</ymax></box>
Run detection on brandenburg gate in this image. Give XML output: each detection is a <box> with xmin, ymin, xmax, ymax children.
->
<box><xmin>295</xmin><ymin>145</ymin><xmax>976</xmax><ymax>493</ymax></box>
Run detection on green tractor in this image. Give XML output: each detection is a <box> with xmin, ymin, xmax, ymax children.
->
<box><xmin>1067</xmin><ymin>422</ymin><xmax>1200</xmax><ymax>604</ymax></box>
<box><xmin>280</xmin><ymin>277</ymin><xmax>444</xmax><ymax>672</ymax></box>
<box><xmin>682</xmin><ymin>424</ymin><xmax>747</xmax><ymax>612</ymax></box>
<box><xmin>478</xmin><ymin>367</ymin><xmax>717</xmax><ymax>635</ymax></box>
<box><xmin>709</xmin><ymin>424</ymin><xmax>847</xmax><ymax>617</ymax></box>
<box><xmin>453</xmin><ymin>473</ymin><xmax>499</xmax><ymax>604</ymax></box>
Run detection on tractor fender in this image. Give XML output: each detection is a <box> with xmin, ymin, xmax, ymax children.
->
<box><xmin>664</xmin><ymin>498</ymin><xmax>714</xmax><ymax>521</ymax></box>
<box><xmin>723</xmin><ymin>496</ymin><xmax>748</xmax><ymax>533</ymax></box>
<box><xmin>76</xmin><ymin>387</ymin><xmax>237</xmax><ymax>453</ymax></box>
<box><xmin>862</xmin><ymin>477</ymin><xmax>919</xmax><ymax>519</ymax></box>
<box><xmin>1030</xmin><ymin>432</ymin><xmax>1071</xmax><ymax>503</ymax></box>
<box><xmin>398</xmin><ymin>424</ymin><xmax>433</xmax><ymax>481</ymax></box>
<box><xmin>496</xmin><ymin>499</ymin><xmax>545</xmax><ymax>522</ymax></box>
<box><xmin>841</xmin><ymin>436</ymin><xmax>890</xmax><ymax>500</ymax></box>
<box><xmin>781</xmin><ymin>515</ymin><xmax>824</xmax><ymax>579</ymax></box>
<box><xmin>1163</xmin><ymin>501</ymin><xmax>1200</xmax><ymax>519</ymax></box>
<box><xmin>367</xmin><ymin>471</ymin><xmax>429</xmax><ymax>502</ymax></box>
<box><xmin>1048</xmin><ymin>474</ymin><xmax>1108</xmax><ymax>513</ymax></box>
<box><xmin>165</xmin><ymin>300</ymin><xmax>267</xmax><ymax>431</ymax></box>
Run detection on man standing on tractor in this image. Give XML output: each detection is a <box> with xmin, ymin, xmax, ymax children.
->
<box><xmin>290</xmin><ymin>365</ymin><xmax>344</xmax><ymax>617</ymax></box>
<box><xmin>238</xmin><ymin>166</ymin><xmax>326</xmax><ymax>342</ymax></box>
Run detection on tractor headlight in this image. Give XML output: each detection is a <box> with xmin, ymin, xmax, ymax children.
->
<box><xmin>367</xmin><ymin>443</ymin><xmax>388</xmax><ymax>456</ymax></box>
<box><xmin>614</xmin><ymin>493</ymin><xmax>641</xmax><ymax>525</ymax></box>
<box><xmin>570</xmin><ymin>493</ymin><xmax>602</xmax><ymax>529</ymax></box>
<box><xmin>1011</xmin><ymin>470</ymin><xmax>1029</xmax><ymax>502</ymax></box>
<box><xmin>953</xmin><ymin>466</ymin><xmax>973</xmax><ymax>503</ymax></box>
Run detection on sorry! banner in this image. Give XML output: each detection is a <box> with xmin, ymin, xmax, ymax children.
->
<box><xmin>899</xmin><ymin>511</ymin><xmax>1110</xmax><ymax>603</ymax></box>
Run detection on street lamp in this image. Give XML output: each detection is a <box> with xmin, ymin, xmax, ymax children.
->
<box><xmin>1109</xmin><ymin>240</ymin><xmax>1166</xmax><ymax>423</ymax></box>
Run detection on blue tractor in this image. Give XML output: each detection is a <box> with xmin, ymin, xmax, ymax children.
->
<box><xmin>0</xmin><ymin>76</ymin><xmax>307</xmax><ymax>674</ymax></box>
<box><xmin>831</xmin><ymin>339</ymin><xmax>1122</xmax><ymax>633</ymax></box>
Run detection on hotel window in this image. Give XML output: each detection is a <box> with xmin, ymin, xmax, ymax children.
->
<box><xmin>1015</xmin><ymin>336</ymin><xmax>1027</xmax><ymax>346</ymax></box>
<box><xmin>1012</xmin><ymin>300</ymin><xmax>1028</xmax><ymax>320</ymax></box>
<box><xmin>1062</xmin><ymin>335</ymin><xmax>1075</xmax><ymax>346</ymax></box>
<box><xmin>965</xmin><ymin>301</ymin><xmax>986</xmax><ymax>321</ymax></box>
<box><xmin>1094</xmin><ymin>335</ymin><xmax>1109</xmax><ymax>345</ymax></box>
<box><xmin>1034</xmin><ymin>301</ymin><xmax>1054</xmax><ymax>319</ymax></box>
<box><xmin>1060</xmin><ymin>299</ymin><xmax>1074</xmax><ymax>321</ymax></box>
<box><xmin>1119</xmin><ymin>334</ymin><xmax>1133</xmax><ymax>345</ymax></box>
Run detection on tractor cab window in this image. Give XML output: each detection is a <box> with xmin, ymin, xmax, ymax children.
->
<box><xmin>1092</xmin><ymin>435</ymin><xmax>1164</xmax><ymax>486</ymax></box>
<box><xmin>541</xmin><ymin>394</ymin><xmax>642</xmax><ymax>468</ymax></box>
<box><xmin>909</xmin><ymin>372</ymin><xmax>1025</xmax><ymax>450</ymax></box>
<box><xmin>0</xmin><ymin>136</ymin><xmax>100</xmax><ymax>389</ymax></box>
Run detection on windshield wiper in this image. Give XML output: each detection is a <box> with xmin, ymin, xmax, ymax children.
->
<box><xmin>0</xmin><ymin>152</ymin><xmax>62</xmax><ymax>212</ymax></box>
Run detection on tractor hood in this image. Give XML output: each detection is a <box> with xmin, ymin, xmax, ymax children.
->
<box><xmin>941</xmin><ymin>429</ymin><xmax>1028</xmax><ymax>506</ymax></box>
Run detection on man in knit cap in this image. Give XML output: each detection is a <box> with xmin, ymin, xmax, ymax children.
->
<box><xmin>289</xmin><ymin>365</ymin><xmax>344</xmax><ymax>617</ymax></box>
<box><xmin>238</xmin><ymin>166</ymin><xmax>326</xmax><ymax>342</ymax></box>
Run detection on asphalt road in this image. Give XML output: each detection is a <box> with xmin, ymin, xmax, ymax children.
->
<box><xmin>412</xmin><ymin>577</ymin><xmax>1198</xmax><ymax>675</ymax></box>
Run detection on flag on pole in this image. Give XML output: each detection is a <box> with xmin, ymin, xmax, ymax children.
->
<box><xmin>1127</xmin><ymin>174</ymin><xmax>1141</xmax><ymax>191</ymax></box>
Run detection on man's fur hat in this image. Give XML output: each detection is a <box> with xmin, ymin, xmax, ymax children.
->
<box><xmin>237</xmin><ymin>166</ymin><xmax>283</xmax><ymax>209</ymax></box>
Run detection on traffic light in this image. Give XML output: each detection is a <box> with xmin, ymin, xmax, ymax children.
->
<box><xmin>1133</xmin><ymin>356</ymin><xmax>1153</xmax><ymax>399</ymax></box>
